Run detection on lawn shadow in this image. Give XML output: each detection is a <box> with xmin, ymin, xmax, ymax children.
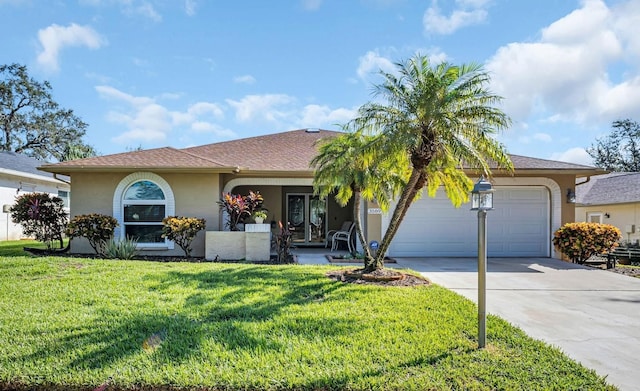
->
<box><xmin>13</xmin><ymin>264</ymin><xmax>357</xmax><ymax>372</ymax></box>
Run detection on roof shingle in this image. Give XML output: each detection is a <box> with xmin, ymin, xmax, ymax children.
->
<box><xmin>38</xmin><ymin>128</ymin><xmax>604</xmax><ymax>175</ymax></box>
<box><xmin>576</xmin><ymin>172</ymin><xmax>640</xmax><ymax>205</ymax></box>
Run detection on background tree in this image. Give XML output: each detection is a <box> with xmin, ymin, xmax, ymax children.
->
<box><xmin>62</xmin><ymin>143</ymin><xmax>98</xmax><ymax>161</ymax></box>
<box><xmin>0</xmin><ymin>63</ymin><xmax>95</xmax><ymax>162</ymax></box>
<box><xmin>350</xmin><ymin>54</ymin><xmax>513</xmax><ymax>272</ymax></box>
<box><xmin>587</xmin><ymin>119</ymin><xmax>640</xmax><ymax>172</ymax></box>
<box><xmin>588</xmin><ymin>119</ymin><xmax>640</xmax><ymax>171</ymax></box>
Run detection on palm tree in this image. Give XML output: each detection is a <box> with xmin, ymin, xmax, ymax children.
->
<box><xmin>311</xmin><ymin>130</ymin><xmax>408</xmax><ymax>268</ymax></box>
<box><xmin>352</xmin><ymin>54</ymin><xmax>514</xmax><ymax>272</ymax></box>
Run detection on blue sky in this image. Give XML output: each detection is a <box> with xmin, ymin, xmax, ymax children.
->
<box><xmin>1</xmin><ymin>0</ymin><xmax>638</xmax><ymax>165</ymax></box>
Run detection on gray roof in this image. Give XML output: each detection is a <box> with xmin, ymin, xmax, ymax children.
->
<box><xmin>576</xmin><ymin>172</ymin><xmax>640</xmax><ymax>205</ymax></box>
<box><xmin>0</xmin><ymin>151</ymin><xmax>58</xmax><ymax>179</ymax></box>
<box><xmin>509</xmin><ymin>154</ymin><xmax>597</xmax><ymax>170</ymax></box>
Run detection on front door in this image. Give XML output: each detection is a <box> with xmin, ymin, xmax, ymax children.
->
<box><xmin>286</xmin><ymin>193</ymin><xmax>326</xmax><ymax>245</ymax></box>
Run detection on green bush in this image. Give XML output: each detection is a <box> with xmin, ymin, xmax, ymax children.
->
<box><xmin>161</xmin><ymin>216</ymin><xmax>206</xmax><ymax>258</ymax></box>
<box><xmin>9</xmin><ymin>192</ymin><xmax>68</xmax><ymax>250</ymax></box>
<box><xmin>66</xmin><ymin>213</ymin><xmax>119</xmax><ymax>255</ymax></box>
<box><xmin>100</xmin><ymin>236</ymin><xmax>138</xmax><ymax>259</ymax></box>
<box><xmin>553</xmin><ymin>222</ymin><xmax>621</xmax><ymax>264</ymax></box>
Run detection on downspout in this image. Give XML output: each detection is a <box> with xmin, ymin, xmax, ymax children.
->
<box><xmin>53</xmin><ymin>173</ymin><xmax>71</xmax><ymax>185</ymax></box>
<box><xmin>576</xmin><ymin>176</ymin><xmax>591</xmax><ymax>186</ymax></box>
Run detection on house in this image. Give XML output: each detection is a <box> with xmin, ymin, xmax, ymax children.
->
<box><xmin>0</xmin><ymin>151</ymin><xmax>70</xmax><ymax>240</ymax></box>
<box><xmin>39</xmin><ymin>128</ymin><xmax>603</xmax><ymax>258</ymax></box>
<box><xmin>575</xmin><ymin>172</ymin><xmax>640</xmax><ymax>244</ymax></box>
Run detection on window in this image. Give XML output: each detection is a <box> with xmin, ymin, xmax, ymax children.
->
<box><xmin>587</xmin><ymin>212</ymin><xmax>603</xmax><ymax>224</ymax></box>
<box><xmin>57</xmin><ymin>190</ymin><xmax>69</xmax><ymax>208</ymax></box>
<box><xmin>123</xmin><ymin>181</ymin><xmax>166</xmax><ymax>244</ymax></box>
<box><xmin>113</xmin><ymin>172</ymin><xmax>175</xmax><ymax>249</ymax></box>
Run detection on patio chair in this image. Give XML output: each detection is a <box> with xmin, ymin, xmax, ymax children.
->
<box><xmin>330</xmin><ymin>222</ymin><xmax>356</xmax><ymax>253</ymax></box>
<box><xmin>325</xmin><ymin>221</ymin><xmax>353</xmax><ymax>248</ymax></box>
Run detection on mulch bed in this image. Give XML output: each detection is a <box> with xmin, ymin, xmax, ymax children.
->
<box><xmin>606</xmin><ymin>265</ymin><xmax>640</xmax><ymax>278</ymax></box>
<box><xmin>326</xmin><ymin>268</ymin><xmax>430</xmax><ymax>287</ymax></box>
<box><xmin>326</xmin><ymin>255</ymin><xmax>396</xmax><ymax>263</ymax></box>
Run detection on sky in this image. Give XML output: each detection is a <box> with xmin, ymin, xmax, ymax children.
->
<box><xmin>1</xmin><ymin>0</ymin><xmax>639</xmax><ymax>165</ymax></box>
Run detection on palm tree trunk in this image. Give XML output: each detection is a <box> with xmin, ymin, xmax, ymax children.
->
<box><xmin>352</xmin><ymin>190</ymin><xmax>374</xmax><ymax>268</ymax></box>
<box><xmin>365</xmin><ymin>168</ymin><xmax>424</xmax><ymax>272</ymax></box>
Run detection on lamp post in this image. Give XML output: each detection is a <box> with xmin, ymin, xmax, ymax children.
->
<box><xmin>470</xmin><ymin>176</ymin><xmax>494</xmax><ymax>348</ymax></box>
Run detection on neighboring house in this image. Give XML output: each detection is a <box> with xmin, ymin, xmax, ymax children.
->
<box><xmin>39</xmin><ymin>128</ymin><xmax>603</xmax><ymax>258</ymax></box>
<box><xmin>576</xmin><ymin>172</ymin><xmax>640</xmax><ymax>244</ymax></box>
<box><xmin>0</xmin><ymin>151</ymin><xmax>70</xmax><ymax>240</ymax></box>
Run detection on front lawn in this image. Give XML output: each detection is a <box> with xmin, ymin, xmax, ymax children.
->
<box><xmin>0</xmin><ymin>251</ymin><xmax>615</xmax><ymax>390</ymax></box>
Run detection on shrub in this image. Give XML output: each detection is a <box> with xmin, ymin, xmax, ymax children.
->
<box><xmin>9</xmin><ymin>192</ymin><xmax>68</xmax><ymax>250</ymax></box>
<box><xmin>274</xmin><ymin>221</ymin><xmax>294</xmax><ymax>264</ymax></box>
<box><xmin>161</xmin><ymin>216</ymin><xmax>206</xmax><ymax>258</ymax></box>
<box><xmin>218</xmin><ymin>190</ymin><xmax>264</xmax><ymax>231</ymax></box>
<box><xmin>553</xmin><ymin>222</ymin><xmax>621</xmax><ymax>264</ymax></box>
<box><xmin>100</xmin><ymin>236</ymin><xmax>138</xmax><ymax>260</ymax></box>
<box><xmin>66</xmin><ymin>214</ymin><xmax>119</xmax><ymax>255</ymax></box>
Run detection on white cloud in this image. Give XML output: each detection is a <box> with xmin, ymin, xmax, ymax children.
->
<box><xmin>517</xmin><ymin>132</ymin><xmax>553</xmax><ymax>144</ymax></box>
<box><xmin>80</xmin><ymin>0</ymin><xmax>162</xmax><ymax>21</ymax></box>
<box><xmin>184</xmin><ymin>0</ymin><xmax>197</xmax><ymax>16</ymax></box>
<box><xmin>550</xmin><ymin>147</ymin><xmax>594</xmax><ymax>166</ymax></box>
<box><xmin>226</xmin><ymin>94</ymin><xmax>296</xmax><ymax>123</ymax></box>
<box><xmin>299</xmin><ymin>105</ymin><xmax>356</xmax><ymax>128</ymax></box>
<box><xmin>36</xmin><ymin>23</ymin><xmax>106</xmax><ymax>72</ymax></box>
<box><xmin>233</xmin><ymin>75</ymin><xmax>256</xmax><ymax>84</ymax></box>
<box><xmin>356</xmin><ymin>50</ymin><xmax>396</xmax><ymax>81</ymax></box>
<box><xmin>96</xmin><ymin>85</ymin><xmax>230</xmax><ymax>145</ymax></box>
<box><xmin>423</xmin><ymin>0</ymin><xmax>491</xmax><ymax>35</ymax></box>
<box><xmin>133</xmin><ymin>1</ymin><xmax>161</xmax><ymax>21</ymax></box>
<box><xmin>486</xmin><ymin>0</ymin><xmax>640</xmax><ymax>126</ymax></box>
<box><xmin>190</xmin><ymin>121</ymin><xmax>235</xmax><ymax>137</ymax></box>
<box><xmin>533</xmin><ymin>133</ymin><xmax>552</xmax><ymax>142</ymax></box>
<box><xmin>301</xmin><ymin>0</ymin><xmax>322</xmax><ymax>11</ymax></box>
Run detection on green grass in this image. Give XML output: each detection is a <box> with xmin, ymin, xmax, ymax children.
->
<box><xmin>0</xmin><ymin>239</ymin><xmax>44</xmax><ymax>256</ymax></box>
<box><xmin>0</xmin><ymin>248</ymin><xmax>615</xmax><ymax>390</ymax></box>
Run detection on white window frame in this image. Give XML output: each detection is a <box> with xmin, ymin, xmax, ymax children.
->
<box><xmin>587</xmin><ymin>212</ymin><xmax>603</xmax><ymax>224</ymax></box>
<box><xmin>113</xmin><ymin>172</ymin><xmax>175</xmax><ymax>249</ymax></box>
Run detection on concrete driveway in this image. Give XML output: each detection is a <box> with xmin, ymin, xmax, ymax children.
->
<box><xmin>393</xmin><ymin>257</ymin><xmax>640</xmax><ymax>391</ymax></box>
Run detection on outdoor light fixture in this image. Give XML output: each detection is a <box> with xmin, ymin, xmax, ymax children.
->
<box><xmin>566</xmin><ymin>188</ymin><xmax>576</xmax><ymax>204</ymax></box>
<box><xmin>471</xmin><ymin>176</ymin><xmax>494</xmax><ymax>211</ymax></box>
<box><xmin>470</xmin><ymin>176</ymin><xmax>494</xmax><ymax>349</ymax></box>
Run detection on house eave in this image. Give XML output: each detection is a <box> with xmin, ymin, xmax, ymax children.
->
<box><xmin>233</xmin><ymin>169</ymin><xmax>314</xmax><ymax>178</ymax></box>
<box><xmin>37</xmin><ymin>165</ymin><xmax>238</xmax><ymax>175</ymax></box>
<box><xmin>0</xmin><ymin>167</ymin><xmax>67</xmax><ymax>185</ymax></box>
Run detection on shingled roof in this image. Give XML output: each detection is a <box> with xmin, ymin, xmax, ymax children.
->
<box><xmin>39</xmin><ymin>147</ymin><xmax>229</xmax><ymax>174</ymax></box>
<box><xmin>0</xmin><ymin>151</ymin><xmax>65</xmax><ymax>182</ymax></box>
<box><xmin>576</xmin><ymin>172</ymin><xmax>640</xmax><ymax>205</ymax></box>
<box><xmin>39</xmin><ymin>128</ymin><xmax>604</xmax><ymax>176</ymax></box>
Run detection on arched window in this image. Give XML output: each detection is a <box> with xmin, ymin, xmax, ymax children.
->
<box><xmin>113</xmin><ymin>172</ymin><xmax>175</xmax><ymax>249</ymax></box>
<box><xmin>123</xmin><ymin>180</ymin><xmax>165</xmax><ymax>244</ymax></box>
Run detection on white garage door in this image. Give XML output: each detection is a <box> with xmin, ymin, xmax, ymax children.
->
<box><xmin>388</xmin><ymin>186</ymin><xmax>550</xmax><ymax>257</ymax></box>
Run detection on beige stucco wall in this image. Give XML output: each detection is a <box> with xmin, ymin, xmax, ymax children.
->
<box><xmin>69</xmin><ymin>171</ymin><xmax>220</xmax><ymax>257</ymax></box>
<box><xmin>576</xmin><ymin>203</ymin><xmax>640</xmax><ymax>244</ymax></box>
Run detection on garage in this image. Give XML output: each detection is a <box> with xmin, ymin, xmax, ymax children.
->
<box><xmin>388</xmin><ymin>186</ymin><xmax>550</xmax><ymax>257</ymax></box>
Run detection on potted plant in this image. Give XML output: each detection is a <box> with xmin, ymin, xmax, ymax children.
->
<box><xmin>253</xmin><ymin>210</ymin><xmax>268</xmax><ymax>224</ymax></box>
<box><xmin>218</xmin><ymin>190</ymin><xmax>264</xmax><ymax>231</ymax></box>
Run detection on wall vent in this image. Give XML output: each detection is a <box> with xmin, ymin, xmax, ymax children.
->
<box><xmin>305</xmin><ymin>128</ymin><xmax>320</xmax><ymax>133</ymax></box>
